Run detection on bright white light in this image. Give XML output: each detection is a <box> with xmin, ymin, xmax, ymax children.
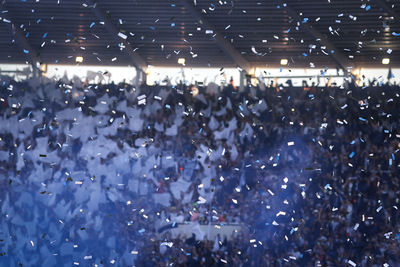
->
<box><xmin>382</xmin><ymin>58</ymin><xmax>390</xmax><ymax>65</ymax></box>
<box><xmin>75</xmin><ymin>56</ymin><xmax>84</xmax><ymax>63</ymax></box>
<box><xmin>280</xmin><ymin>58</ymin><xmax>288</xmax><ymax>66</ymax></box>
<box><xmin>178</xmin><ymin>58</ymin><xmax>185</xmax><ymax>65</ymax></box>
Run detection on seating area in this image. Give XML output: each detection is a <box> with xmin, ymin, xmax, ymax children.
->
<box><xmin>0</xmin><ymin>76</ymin><xmax>399</xmax><ymax>266</ymax></box>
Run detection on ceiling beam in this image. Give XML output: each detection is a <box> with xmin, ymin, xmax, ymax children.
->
<box><xmin>179</xmin><ymin>0</ymin><xmax>252</xmax><ymax>73</ymax></box>
<box><xmin>86</xmin><ymin>0</ymin><xmax>148</xmax><ymax>73</ymax></box>
<box><xmin>284</xmin><ymin>6</ymin><xmax>351</xmax><ymax>72</ymax></box>
<box><xmin>374</xmin><ymin>0</ymin><xmax>399</xmax><ymax>20</ymax></box>
<box><xmin>1</xmin><ymin>12</ymin><xmax>40</xmax><ymax>69</ymax></box>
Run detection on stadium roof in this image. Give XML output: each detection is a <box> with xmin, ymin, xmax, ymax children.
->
<box><xmin>0</xmin><ymin>0</ymin><xmax>399</xmax><ymax>72</ymax></box>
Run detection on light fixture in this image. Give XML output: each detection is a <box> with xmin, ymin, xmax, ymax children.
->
<box><xmin>75</xmin><ymin>56</ymin><xmax>84</xmax><ymax>63</ymax></box>
<box><xmin>178</xmin><ymin>58</ymin><xmax>185</xmax><ymax>65</ymax></box>
<box><xmin>280</xmin><ymin>58</ymin><xmax>288</xmax><ymax>66</ymax></box>
<box><xmin>39</xmin><ymin>63</ymin><xmax>47</xmax><ymax>73</ymax></box>
<box><xmin>382</xmin><ymin>58</ymin><xmax>390</xmax><ymax>65</ymax></box>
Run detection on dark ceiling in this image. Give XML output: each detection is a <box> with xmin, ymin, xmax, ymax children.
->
<box><xmin>0</xmin><ymin>0</ymin><xmax>399</xmax><ymax>70</ymax></box>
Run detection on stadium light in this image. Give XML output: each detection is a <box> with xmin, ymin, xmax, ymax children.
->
<box><xmin>382</xmin><ymin>58</ymin><xmax>390</xmax><ymax>65</ymax></box>
<box><xmin>178</xmin><ymin>58</ymin><xmax>185</xmax><ymax>65</ymax></box>
<box><xmin>280</xmin><ymin>58</ymin><xmax>288</xmax><ymax>66</ymax></box>
<box><xmin>75</xmin><ymin>56</ymin><xmax>84</xmax><ymax>63</ymax></box>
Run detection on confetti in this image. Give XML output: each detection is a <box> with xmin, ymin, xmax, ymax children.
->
<box><xmin>0</xmin><ymin>3</ymin><xmax>398</xmax><ymax>265</ymax></box>
<box><xmin>118</xmin><ymin>32</ymin><xmax>127</xmax><ymax>39</ymax></box>
<box><xmin>348</xmin><ymin>260</ymin><xmax>357</xmax><ymax>267</ymax></box>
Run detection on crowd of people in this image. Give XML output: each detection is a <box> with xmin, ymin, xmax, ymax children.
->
<box><xmin>0</xmin><ymin>74</ymin><xmax>399</xmax><ymax>266</ymax></box>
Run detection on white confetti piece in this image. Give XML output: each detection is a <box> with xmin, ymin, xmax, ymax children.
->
<box><xmin>118</xmin><ymin>32</ymin><xmax>127</xmax><ymax>39</ymax></box>
<box><xmin>348</xmin><ymin>259</ymin><xmax>356</xmax><ymax>267</ymax></box>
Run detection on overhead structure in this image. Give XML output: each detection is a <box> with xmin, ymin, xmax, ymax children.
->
<box><xmin>374</xmin><ymin>0</ymin><xmax>399</xmax><ymax>20</ymax></box>
<box><xmin>86</xmin><ymin>0</ymin><xmax>147</xmax><ymax>74</ymax></box>
<box><xmin>1</xmin><ymin>12</ymin><xmax>41</xmax><ymax>75</ymax></box>
<box><xmin>0</xmin><ymin>0</ymin><xmax>399</xmax><ymax>68</ymax></box>
<box><xmin>284</xmin><ymin>5</ymin><xmax>351</xmax><ymax>72</ymax></box>
<box><xmin>179</xmin><ymin>0</ymin><xmax>252</xmax><ymax>73</ymax></box>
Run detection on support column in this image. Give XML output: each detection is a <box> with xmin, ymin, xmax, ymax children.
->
<box><xmin>134</xmin><ymin>68</ymin><xmax>141</xmax><ymax>88</ymax></box>
<box><xmin>239</xmin><ymin>71</ymin><xmax>245</xmax><ymax>92</ymax></box>
<box><xmin>135</xmin><ymin>69</ymin><xmax>147</xmax><ymax>87</ymax></box>
<box><xmin>141</xmin><ymin>70</ymin><xmax>147</xmax><ymax>86</ymax></box>
<box><xmin>32</xmin><ymin>64</ymin><xmax>40</xmax><ymax>78</ymax></box>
